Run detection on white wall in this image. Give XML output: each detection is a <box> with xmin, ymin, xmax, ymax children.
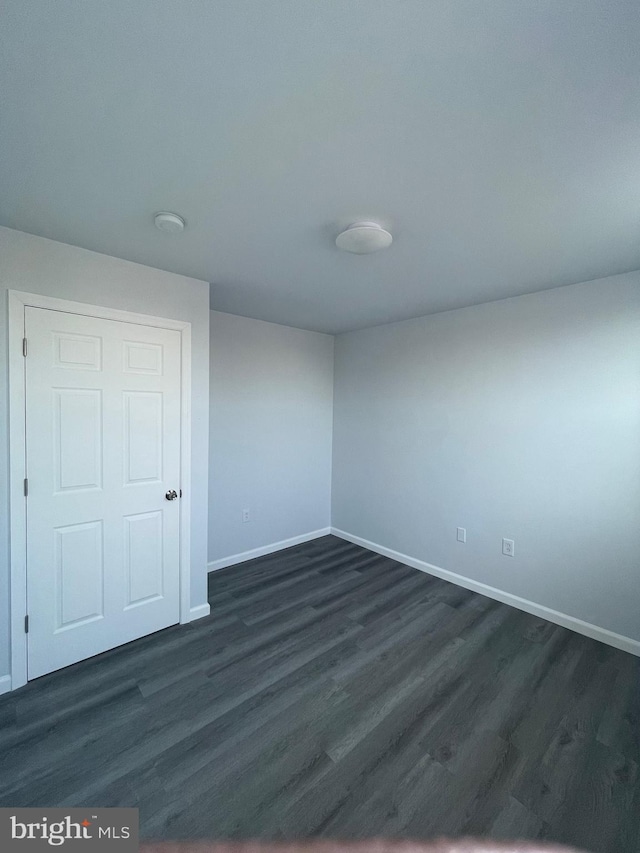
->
<box><xmin>0</xmin><ymin>227</ymin><xmax>211</xmax><ymax>681</ymax></box>
<box><xmin>209</xmin><ymin>311</ymin><xmax>333</xmax><ymax>566</ymax></box>
<box><xmin>4</xmin><ymin>228</ymin><xmax>638</xmax><ymax>681</ymax></box>
<box><xmin>332</xmin><ymin>273</ymin><xmax>640</xmax><ymax>644</ymax></box>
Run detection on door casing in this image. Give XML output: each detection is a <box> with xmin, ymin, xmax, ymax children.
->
<box><xmin>8</xmin><ymin>290</ymin><xmax>193</xmax><ymax>691</ymax></box>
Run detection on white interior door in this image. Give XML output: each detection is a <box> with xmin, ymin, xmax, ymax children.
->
<box><xmin>25</xmin><ymin>306</ymin><xmax>182</xmax><ymax>679</ymax></box>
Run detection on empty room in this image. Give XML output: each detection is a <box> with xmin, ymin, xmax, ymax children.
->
<box><xmin>0</xmin><ymin>3</ymin><xmax>639</xmax><ymax>853</ymax></box>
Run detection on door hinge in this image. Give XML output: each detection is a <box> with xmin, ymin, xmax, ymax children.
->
<box><xmin>22</xmin><ymin>337</ymin><xmax>27</xmax><ymax>357</ymax></box>
<box><xmin>24</xmin><ymin>615</ymin><xmax>29</xmax><ymax>634</ymax></box>
<box><xmin>23</xmin><ymin>477</ymin><xmax>28</xmax><ymax>497</ymax></box>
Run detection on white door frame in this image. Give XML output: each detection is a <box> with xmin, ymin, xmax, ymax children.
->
<box><xmin>8</xmin><ymin>290</ymin><xmax>193</xmax><ymax>691</ymax></box>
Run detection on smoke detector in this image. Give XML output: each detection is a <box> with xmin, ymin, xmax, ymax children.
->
<box><xmin>335</xmin><ymin>221</ymin><xmax>392</xmax><ymax>254</ymax></box>
<box><xmin>154</xmin><ymin>212</ymin><xmax>186</xmax><ymax>233</ymax></box>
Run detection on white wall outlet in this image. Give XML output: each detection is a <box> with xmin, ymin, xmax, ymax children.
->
<box><xmin>242</xmin><ymin>508</ymin><xmax>250</xmax><ymax>523</ymax></box>
<box><xmin>502</xmin><ymin>538</ymin><xmax>515</xmax><ymax>557</ymax></box>
<box><xmin>456</xmin><ymin>527</ymin><xmax>466</xmax><ymax>543</ymax></box>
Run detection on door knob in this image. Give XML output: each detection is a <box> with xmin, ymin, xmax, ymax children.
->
<box><xmin>165</xmin><ymin>489</ymin><xmax>178</xmax><ymax>501</ymax></box>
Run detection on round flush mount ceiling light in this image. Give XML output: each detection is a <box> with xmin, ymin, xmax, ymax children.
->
<box><xmin>154</xmin><ymin>212</ymin><xmax>186</xmax><ymax>233</ymax></box>
<box><xmin>335</xmin><ymin>221</ymin><xmax>393</xmax><ymax>254</ymax></box>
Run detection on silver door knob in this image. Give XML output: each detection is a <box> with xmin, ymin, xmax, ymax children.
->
<box><xmin>165</xmin><ymin>489</ymin><xmax>178</xmax><ymax>501</ymax></box>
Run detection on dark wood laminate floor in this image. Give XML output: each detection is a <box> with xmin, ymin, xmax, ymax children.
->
<box><xmin>1</xmin><ymin>535</ymin><xmax>638</xmax><ymax>851</ymax></box>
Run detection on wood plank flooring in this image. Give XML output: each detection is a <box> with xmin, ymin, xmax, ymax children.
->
<box><xmin>0</xmin><ymin>535</ymin><xmax>638</xmax><ymax>851</ymax></box>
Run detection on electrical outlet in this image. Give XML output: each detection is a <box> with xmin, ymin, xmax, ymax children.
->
<box><xmin>502</xmin><ymin>538</ymin><xmax>515</xmax><ymax>557</ymax></box>
<box><xmin>456</xmin><ymin>527</ymin><xmax>466</xmax><ymax>543</ymax></box>
<box><xmin>242</xmin><ymin>508</ymin><xmax>250</xmax><ymax>523</ymax></box>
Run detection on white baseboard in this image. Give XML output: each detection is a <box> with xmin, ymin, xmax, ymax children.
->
<box><xmin>331</xmin><ymin>527</ymin><xmax>640</xmax><ymax>657</ymax></box>
<box><xmin>0</xmin><ymin>675</ymin><xmax>12</xmax><ymax>696</ymax></box>
<box><xmin>189</xmin><ymin>603</ymin><xmax>211</xmax><ymax>622</ymax></box>
<box><xmin>208</xmin><ymin>527</ymin><xmax>332</xmax><ymax>573</ymax></box>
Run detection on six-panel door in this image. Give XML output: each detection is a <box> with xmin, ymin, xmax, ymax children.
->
<box><xmin>25</xmin><ymin>307</ymin><xmax>182</xmax><ymax>679</ymax></box>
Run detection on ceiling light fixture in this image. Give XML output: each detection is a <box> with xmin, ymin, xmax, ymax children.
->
<box><xmin>154</xmin><ymin>212</ymin><xmax>186</xmax><ymax>233</ymax></box>
<box><xmin>335</xmin><ymin>221</ymin><xmax>392</xmax><ymax>254</ymax></box>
